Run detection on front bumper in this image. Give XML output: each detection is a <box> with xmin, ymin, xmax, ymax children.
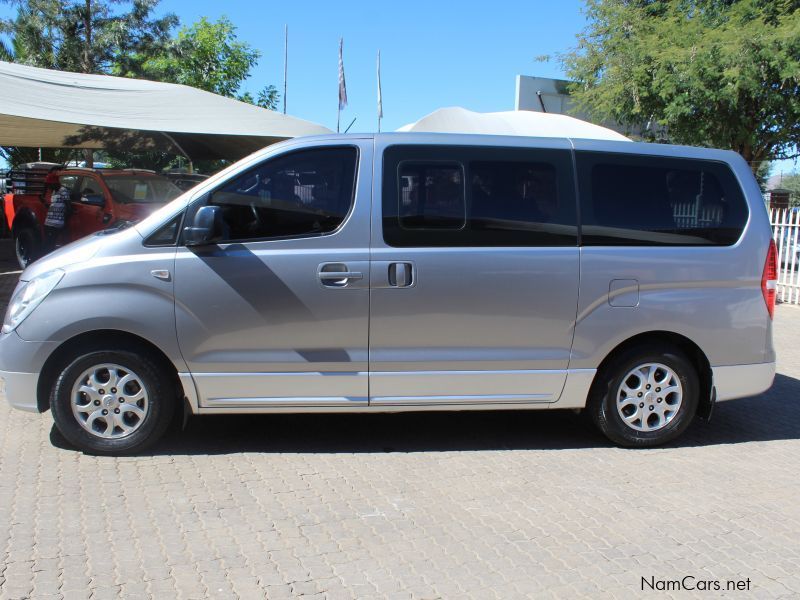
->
<box><xmin>0</xmin><ymin>370</ymin><xmax>38</xmax><ymax>412</ymax></box>
<box><xmin>0</xmin><ymin>331</ymin><xmax>59</xmax><ymax>413</ymax></box>
<box><xmin>712</xmin><ymin>361</ymin><xmax>776</xmax><ymax>402</ymax></box>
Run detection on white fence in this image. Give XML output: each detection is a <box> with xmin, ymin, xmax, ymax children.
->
<box><xmin>771</xmin><ymin>208</ymin><xmax>800</xmax><ymax>305</ymax></box>
<box><xmin>673</xmin><ymin>202</ymin><xmax>723</xmax><ymax>229</ymax></box>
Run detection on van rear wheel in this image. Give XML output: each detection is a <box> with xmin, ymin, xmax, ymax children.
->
<box><xmin>14</xmin><ymin>227</ymin><xmax>40</xmax><ymax>269</ymax></box>
<box><xmin>50</xmin><ymin>349</ymin><xmax>175</xmax><ymax>455</ymax></box>
<box><xmin>590</xmin><ymin>344</ymin><xmax>699</xmax><ymax>447</ymax></box>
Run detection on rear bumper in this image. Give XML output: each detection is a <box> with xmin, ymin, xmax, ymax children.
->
<box><xmin>0</xmin><ymin>370</ymin><xmax>38</xmax><ymax>412</ymax></box>
<box><xmin>712</xmin><ymin>361</ymin><xmax>776</xmax><ymax>402</ymax></box>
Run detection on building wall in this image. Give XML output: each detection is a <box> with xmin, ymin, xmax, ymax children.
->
<box><xmin>515</xmin><ymin>75</ymin><xmax>648</xmax><ymax>138</ymax></box>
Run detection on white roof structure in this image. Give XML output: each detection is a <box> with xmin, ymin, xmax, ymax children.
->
<box><xmin>0</xmin><ymin>61</ymin><xmax>331</xmax><ymax>159</ymax></box>
<box><xmin>398</xmin><ymin>107</ymin><xmax>630</xmax><ymax>142</ymax></box>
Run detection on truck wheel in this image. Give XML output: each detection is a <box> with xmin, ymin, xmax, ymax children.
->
<box><xmin>49</xmin><ymin>349</ymin><xmax>175</xmax><ymax>455</ymax></box>
<box><xmin>589</xmin><ymin>343</ymin><xmax>699</xmax><ymax>447</ymax></box>
<box><xmin>14</xmin><ymin>227</ymin><xmax>40</xmax><ymax>269</ymax></box>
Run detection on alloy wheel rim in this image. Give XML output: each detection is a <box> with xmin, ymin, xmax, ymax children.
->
<box><xmin>71</xmin><ymin>363</ymin><xmax>149</xmax><ymax>439</ymax></box>
<box><xmin>616</xmin><ymin>362</ymin><xmax>683</xmax><ymax>432</ymax></box>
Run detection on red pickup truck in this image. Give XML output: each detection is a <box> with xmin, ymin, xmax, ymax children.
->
<box><xmin>4</xmin><ymin>165</ymin><xmax>182</xmax><ymax>268</ymax></box>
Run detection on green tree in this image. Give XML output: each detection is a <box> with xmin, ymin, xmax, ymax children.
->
<box><xmin>778</xmin><ymin>171</ymin><xmax>800</xmax><ymax>203</ymax></box>
<box><xmin>142</xmin><ymin>16</ymin><xmax>279</xmax><ymax>108</ymax></box>
<box><xmin>557</xmin><ymin>0</ymin><xmax>800</xmax><ymax>173</ymax></box>
<box><xmin>0</xmin><ymin>0</ymin><xmax>177</xmax><ymax>75</ymax></box>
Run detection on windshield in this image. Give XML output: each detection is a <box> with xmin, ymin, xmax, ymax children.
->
<box><xmin>103</xmin><ymin>175</ymin><xmax>182</xmax><ymax>204</ymax></box>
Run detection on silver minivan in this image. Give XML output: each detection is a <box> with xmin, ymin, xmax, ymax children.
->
<box><xmin>0</xmin><ymin>134</ymin><xmax>777</xmax><ymax>454</ymax></box>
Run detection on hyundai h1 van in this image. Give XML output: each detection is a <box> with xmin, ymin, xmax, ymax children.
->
<box><xmin>0</xmin><ymin>134</ymin><xmax>777</xmax><ymax>454</ymax></box>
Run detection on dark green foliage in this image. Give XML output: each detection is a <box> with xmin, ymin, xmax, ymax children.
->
<box><xmin>558</xmin><ymin>0</ymin><xmax>800</xmax><ymax>172</ymax></box>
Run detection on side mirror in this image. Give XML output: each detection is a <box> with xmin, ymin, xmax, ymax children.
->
<box><xmin>184</xmin><ymin>205</ymin><xmax>220</xmax><ymax>246</ymax></box>
<box><xmin>80</xmin><ymin>193</ymin><xmax>105</xmax><ymax>207</ymax></box>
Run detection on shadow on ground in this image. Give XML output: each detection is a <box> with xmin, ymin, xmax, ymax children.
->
<box><xmin>49</xmin><ymin>373</ymin><xmax>800</xmax><ymax>456</ymax></box>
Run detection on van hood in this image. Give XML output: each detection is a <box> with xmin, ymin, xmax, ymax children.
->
<box><xmin>20</xmin><ymin>231</ymin><xmax>110</xmax><ymax>281</ymax></box>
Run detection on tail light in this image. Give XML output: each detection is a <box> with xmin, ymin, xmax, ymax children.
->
<box><xmin>762</xmin><ymin>239</ymin><xmax>778</xmax><ymax>319</ymax></box>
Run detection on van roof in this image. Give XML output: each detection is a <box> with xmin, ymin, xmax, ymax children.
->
<box><xmin>269</xmin><ymin>132</ymin><xmax>742</xmax><ymax>165</ymax></box>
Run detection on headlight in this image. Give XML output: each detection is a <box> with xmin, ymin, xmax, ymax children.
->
<box><xmin>2</xmin><ymin>270</ymin><xmax>64</xmax><ymax>334</ymax></box>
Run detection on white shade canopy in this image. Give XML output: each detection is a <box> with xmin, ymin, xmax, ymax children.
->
<box><xmin>398</xmin><ymin>106</ymin><xmax>630</xmax><ymax>142</ymax></box>
<box><xmin>0</xmin><ymin>61</ymin><xmax>332</xmax><ymax>159</ymax></box>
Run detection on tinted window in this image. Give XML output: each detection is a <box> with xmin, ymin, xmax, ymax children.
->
<box><xmin>206</xmin><ymin>147</ymin><xmax>357</xmax><ymax>242</ymax></box>
<box><xmin>577</xmin><ymin>153</ymin><xmax>748</xmax><ymax>246</ymax></box>
<box><xmin>383</xmin><ymin>146</ymin><xmax>577</xmax><ymax>247</ymax></box>
<box><xmin>145</xmin><ymin>214</ymin><xmax>182</xmax><ymax>246</ymax></box>
<box><xmin>469</xmin><ymin>161</ymin><xmax>567</xmax><ymax>246</ymax></box>
<box><xmin>399</xmin><ymin>163</ymin><xmax>465</xmax><ymax>230</ymax></box>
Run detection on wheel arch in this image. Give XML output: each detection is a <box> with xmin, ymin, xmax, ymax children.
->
<box><xmin>588</xmin><ymin>330</ymin><xmax>713</xmax><ymax>418</ymax></box>
<box><xmin>11</xmin><ymin>207</ymin><xmax>42</xmax><ymax>236</ymax></box>
<box><xmin>37</xmin><ymin>329</ymin><xmax>184</xmax><ymax>413</ymax></box>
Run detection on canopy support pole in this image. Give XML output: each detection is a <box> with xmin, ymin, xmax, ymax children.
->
<box><xmin>161</xmin><ymin>132</ymin><xmax>193</xmax><ymax>174</ymax></box>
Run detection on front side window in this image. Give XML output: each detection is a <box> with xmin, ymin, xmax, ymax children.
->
<box><xmin>577</xmin><ymin>153</ymin><xmax>749</xmax><ymax>246</ymax></box>
<box><xmin>205</xmin><ymin>146</ymin><xmax>358</xmax><ymax>242</ymax></box>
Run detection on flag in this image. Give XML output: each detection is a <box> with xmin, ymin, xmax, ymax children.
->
<box><xmin>377</xmin><ymin>50</ymin><xmax>383</xmax><ymax>121</ymax></box>
<box><xmin>338</xmin><ymin>38</ymin><xmax>348</xmax><ymax>110</ymax></box>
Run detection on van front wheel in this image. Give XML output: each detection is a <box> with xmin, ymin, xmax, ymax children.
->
<box><xmin>50</xmin><ymin>350</ymin><xmax>175</xmax><ymax>455</ymax></box>
<box><xmin>590</xmin><ymin>344</ymin><xmax>699</xmax><ymax>447</ymax></box>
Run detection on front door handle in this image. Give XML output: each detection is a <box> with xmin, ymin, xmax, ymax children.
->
<box><xmin>318</xmin><ymin>263</ymin><xmax>363</xmax><ymax>287</ymax></box>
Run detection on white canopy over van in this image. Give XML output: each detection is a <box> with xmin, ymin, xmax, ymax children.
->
<box><xmin>398</xmin><ymin>107</ymin><xmax>630</xmax><ymax>142</ymax></box>
<box><xmin>0</xmin><ymin>61</ymin><xmax>331</xmax><ymax>159</ymax></box>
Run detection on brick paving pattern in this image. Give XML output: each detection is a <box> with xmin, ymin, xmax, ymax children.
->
<box><xmin>0</xmin><ymin>258</ymin><xmax>798</xmax><ymax>598</ymax></box>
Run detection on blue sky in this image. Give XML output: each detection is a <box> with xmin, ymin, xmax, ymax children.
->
<box><xmin>0</xmin><ymin>0</ymin><xmax>796</xmax><ymax>176</ymax></box>
<box><xmin>147</xmin><ymin>0</ymin><xmax>587</xmax><ymax>133</ymax></box>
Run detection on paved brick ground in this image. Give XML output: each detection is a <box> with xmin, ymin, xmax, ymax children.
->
<box><xmin>0</xmin><ymin>259</ymin><xmax>799</xmax><ymax>598</ymax></box>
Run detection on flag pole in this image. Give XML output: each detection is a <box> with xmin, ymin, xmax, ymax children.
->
<box><xmin>337</xmin><ymin>38</ymin><xmax>347</xmax><ymax>134</ymax></box>
<box><xmin>377</xmin><ymin>50</ymin><xmax>383</xmax><ymax>133</ymax></box>
<box><xmin>283</xmin><ymin>25</ymin><xmax>288</xmax><ymax>114</ymax></box>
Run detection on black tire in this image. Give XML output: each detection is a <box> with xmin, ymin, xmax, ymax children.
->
<box><xmin>14</xmin><ymin>226</ymin><xmax>40</xmax><ymax>269</ymax></box>
<box><xmin>50</xmin><ymin>349</ymin><xmax>175</xmax><ymax>455</ymax></box>
<box><xmin>589</xmin><ymin>343</ymin><xmax>699</xmax><ymax>447</ymax></box>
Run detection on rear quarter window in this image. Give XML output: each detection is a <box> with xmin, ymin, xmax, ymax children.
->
<box><xmin>576</xmin><ymin>152</ymin><xmax>748</xmax><ymax>246</ymax></box>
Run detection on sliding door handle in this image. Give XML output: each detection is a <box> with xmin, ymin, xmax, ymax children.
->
<box><xmin>388</xmin><ymin>262</ymin><xmax>413</xmax><ymax>287</ymax></box>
